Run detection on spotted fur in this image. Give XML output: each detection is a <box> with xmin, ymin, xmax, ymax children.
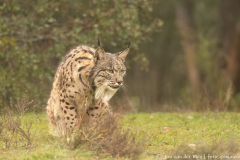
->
<box><xmin>46</xmin><ymin>44</ymin><xmax>129</xmax><ymax>137</ymax></box>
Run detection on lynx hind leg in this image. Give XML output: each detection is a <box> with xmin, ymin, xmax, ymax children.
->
<box><xmin>46</xmin><ymin>104</ymin><xmax>57</xmax><ymax>133</ymax></box>
<box><xmin>60</xmin><ymin>99</ymin><xmax>78</xmax><ymax>140</ymax></box>
<box><xmin>47</xmin><ymin>95</ymin><xmax>66</xmax><ymax>137</ymax></box>
<box><xmin>54</xmin><ymin>109</ymin><xmax>67</xmax><ymax>137</ymax></box>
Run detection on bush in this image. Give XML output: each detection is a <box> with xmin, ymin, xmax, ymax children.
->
<box><xmin>71</xmin><ymin>112</ymin><xmax>145</xmax><ymax>159</ymax></box>
<box><xmin>0</xmin><ymin>0</ymin><xmax>162</xmax><ymax>107</ymax></box>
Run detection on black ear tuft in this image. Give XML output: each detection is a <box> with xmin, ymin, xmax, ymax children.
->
<box><xmin>98</xmin><ymin>38</ymin><xmax>100</xmax><ymax>46</ymax></box>
<box><xmin>128</xmin><ymin>41</ymin><xmax>130</xmax><ymax>48</ymax></box>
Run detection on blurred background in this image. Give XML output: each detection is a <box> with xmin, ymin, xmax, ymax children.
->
<box><xmin>1</xmin><ymin>0</ymin><xmax>240</xmax><ymax>112</ymax></box>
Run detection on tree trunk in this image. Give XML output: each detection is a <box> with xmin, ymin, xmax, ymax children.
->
<box><xmin>219</xmin><ymin>0</ymin><xmax>240</xmax><ymax>94</ymax></box>
<box><xmin>175</xmin><ymin>0</ymin><xmax>201</xmax><ymax>97</ymax></box>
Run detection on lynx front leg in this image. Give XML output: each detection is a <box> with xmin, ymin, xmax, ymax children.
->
<box><xmin>60</xmin><ymin>99</ymin><xmax>77</xmax><ymax>140</ymax></box>
<box><xmin>86</xmin><ymin>101</ymin><xmax>112</xmax><ymax>126</ymax></box>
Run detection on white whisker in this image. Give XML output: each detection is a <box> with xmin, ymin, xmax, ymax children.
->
<box><xmin>121</xmin><ymin>83</ymin><xmax>129</xmax><ymax>96</ymax></box>
<box><xmin>123</xmin><ymin>83</ymin><xmax>130</xmax><ymax>90</ymax></box>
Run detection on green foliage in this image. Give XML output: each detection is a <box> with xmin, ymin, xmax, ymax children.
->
<box><xmin>0</xmin><ymin>0</ymin><xmax>162</xmax><ymax>107</ymax></box>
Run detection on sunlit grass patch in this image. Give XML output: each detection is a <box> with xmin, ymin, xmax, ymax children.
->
<box><xmin>123</xmin><ymin>112</ymin><xmax>240</xmax><ymax>157</ymax></box>
<box><xmin>1</xmin><ymin>112</ymin><xmax>240</xmax><ymax>159</ymax></box>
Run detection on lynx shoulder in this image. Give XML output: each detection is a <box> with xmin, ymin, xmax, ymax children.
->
<box><xmin>46</xmin><ymin>41</ymin><xmax>129</xmax><ymax>137</ymax></box>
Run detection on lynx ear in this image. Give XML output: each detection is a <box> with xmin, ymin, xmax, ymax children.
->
<box><xmin>117</xmin><ymin>41</ymin><xmax>130</xmax><ymax>61</ymax></box>
<box><xmin>94</xmin><ymin>46</ymin><xmax>106</xmax><ymax>61</ymax></box>
<box><xmin>117</xmin><ymin>48</ymin><xmax>129</xmax><ymax>61</ymax></box>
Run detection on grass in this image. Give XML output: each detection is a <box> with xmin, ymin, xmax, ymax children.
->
<box><xmin>1</xmin><ymin>112</ymin><xmax>240</xmax><ymax>159</ymax></box>
<box><xmin>123</xmin><ymin>112</ymin><xmax>240</xmax><ymax>158</ymax></box>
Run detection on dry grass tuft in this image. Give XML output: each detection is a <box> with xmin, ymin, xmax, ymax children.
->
<box><xmin>0</xmin><ymin>94</ymin><xmax>39</xmax><ymax>149</ymax></box>
<box><xmin>71</xmin><ymin>112</ymin><xmax>145</xmax><ymax>159</ymax></box>
<box><xmin>168</xmin><ymin>137</ymin><xmax>239</xmax><ymax>160</ymax></box>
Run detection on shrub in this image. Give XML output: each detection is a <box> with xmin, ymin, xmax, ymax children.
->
<box><xmin>0</xmin><ymin>0</ymin><xmax>162</xmax><ymax>107</ymax></box>
<box><xmin>0</xmin><ymin>94</ymin><xmax>39</xmax><ymax>149</ymax></box>
<box><xmin>71</xmin><ymin>112</ymin><xmax>145</xmax><ymax>159</ymax></box>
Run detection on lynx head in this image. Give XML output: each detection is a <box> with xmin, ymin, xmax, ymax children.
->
<box><xmin>90</xmin><ymin>40</ymin><xmax>130</xmax><ymax>101</ymax></box>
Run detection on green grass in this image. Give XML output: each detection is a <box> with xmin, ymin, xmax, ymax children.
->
<box><xmin>1</xmin><ymin>112</ymin><xmax>240</xmax><ymax>159</ymax></box>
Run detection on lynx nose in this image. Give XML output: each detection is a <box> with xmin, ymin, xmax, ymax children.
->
<box><xmin>117</xmin><ymin>80</ymin><xmax>123</xmax><ymax>85</ymax></box>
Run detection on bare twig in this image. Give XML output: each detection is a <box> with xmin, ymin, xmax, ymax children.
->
<box><xmin>0</xmin><ymin>94</ymin><xmax>38</xmax><ymax>149</ymax></box>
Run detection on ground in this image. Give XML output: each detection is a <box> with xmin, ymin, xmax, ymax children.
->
<box><xmin>1</xmin><ymin>112</ymin><xmax>240</xmax><ymax>159</ymax></box>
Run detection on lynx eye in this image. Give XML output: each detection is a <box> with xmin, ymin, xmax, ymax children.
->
<box><xmin>121</xmin><ymin>70</ymin><xmax>126</xmax><ymax>74</ymax></box>
<box><xmin>106</xmin><ymin>69</ymin><xmax>114</xmax><ymax>74</ymax></box>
